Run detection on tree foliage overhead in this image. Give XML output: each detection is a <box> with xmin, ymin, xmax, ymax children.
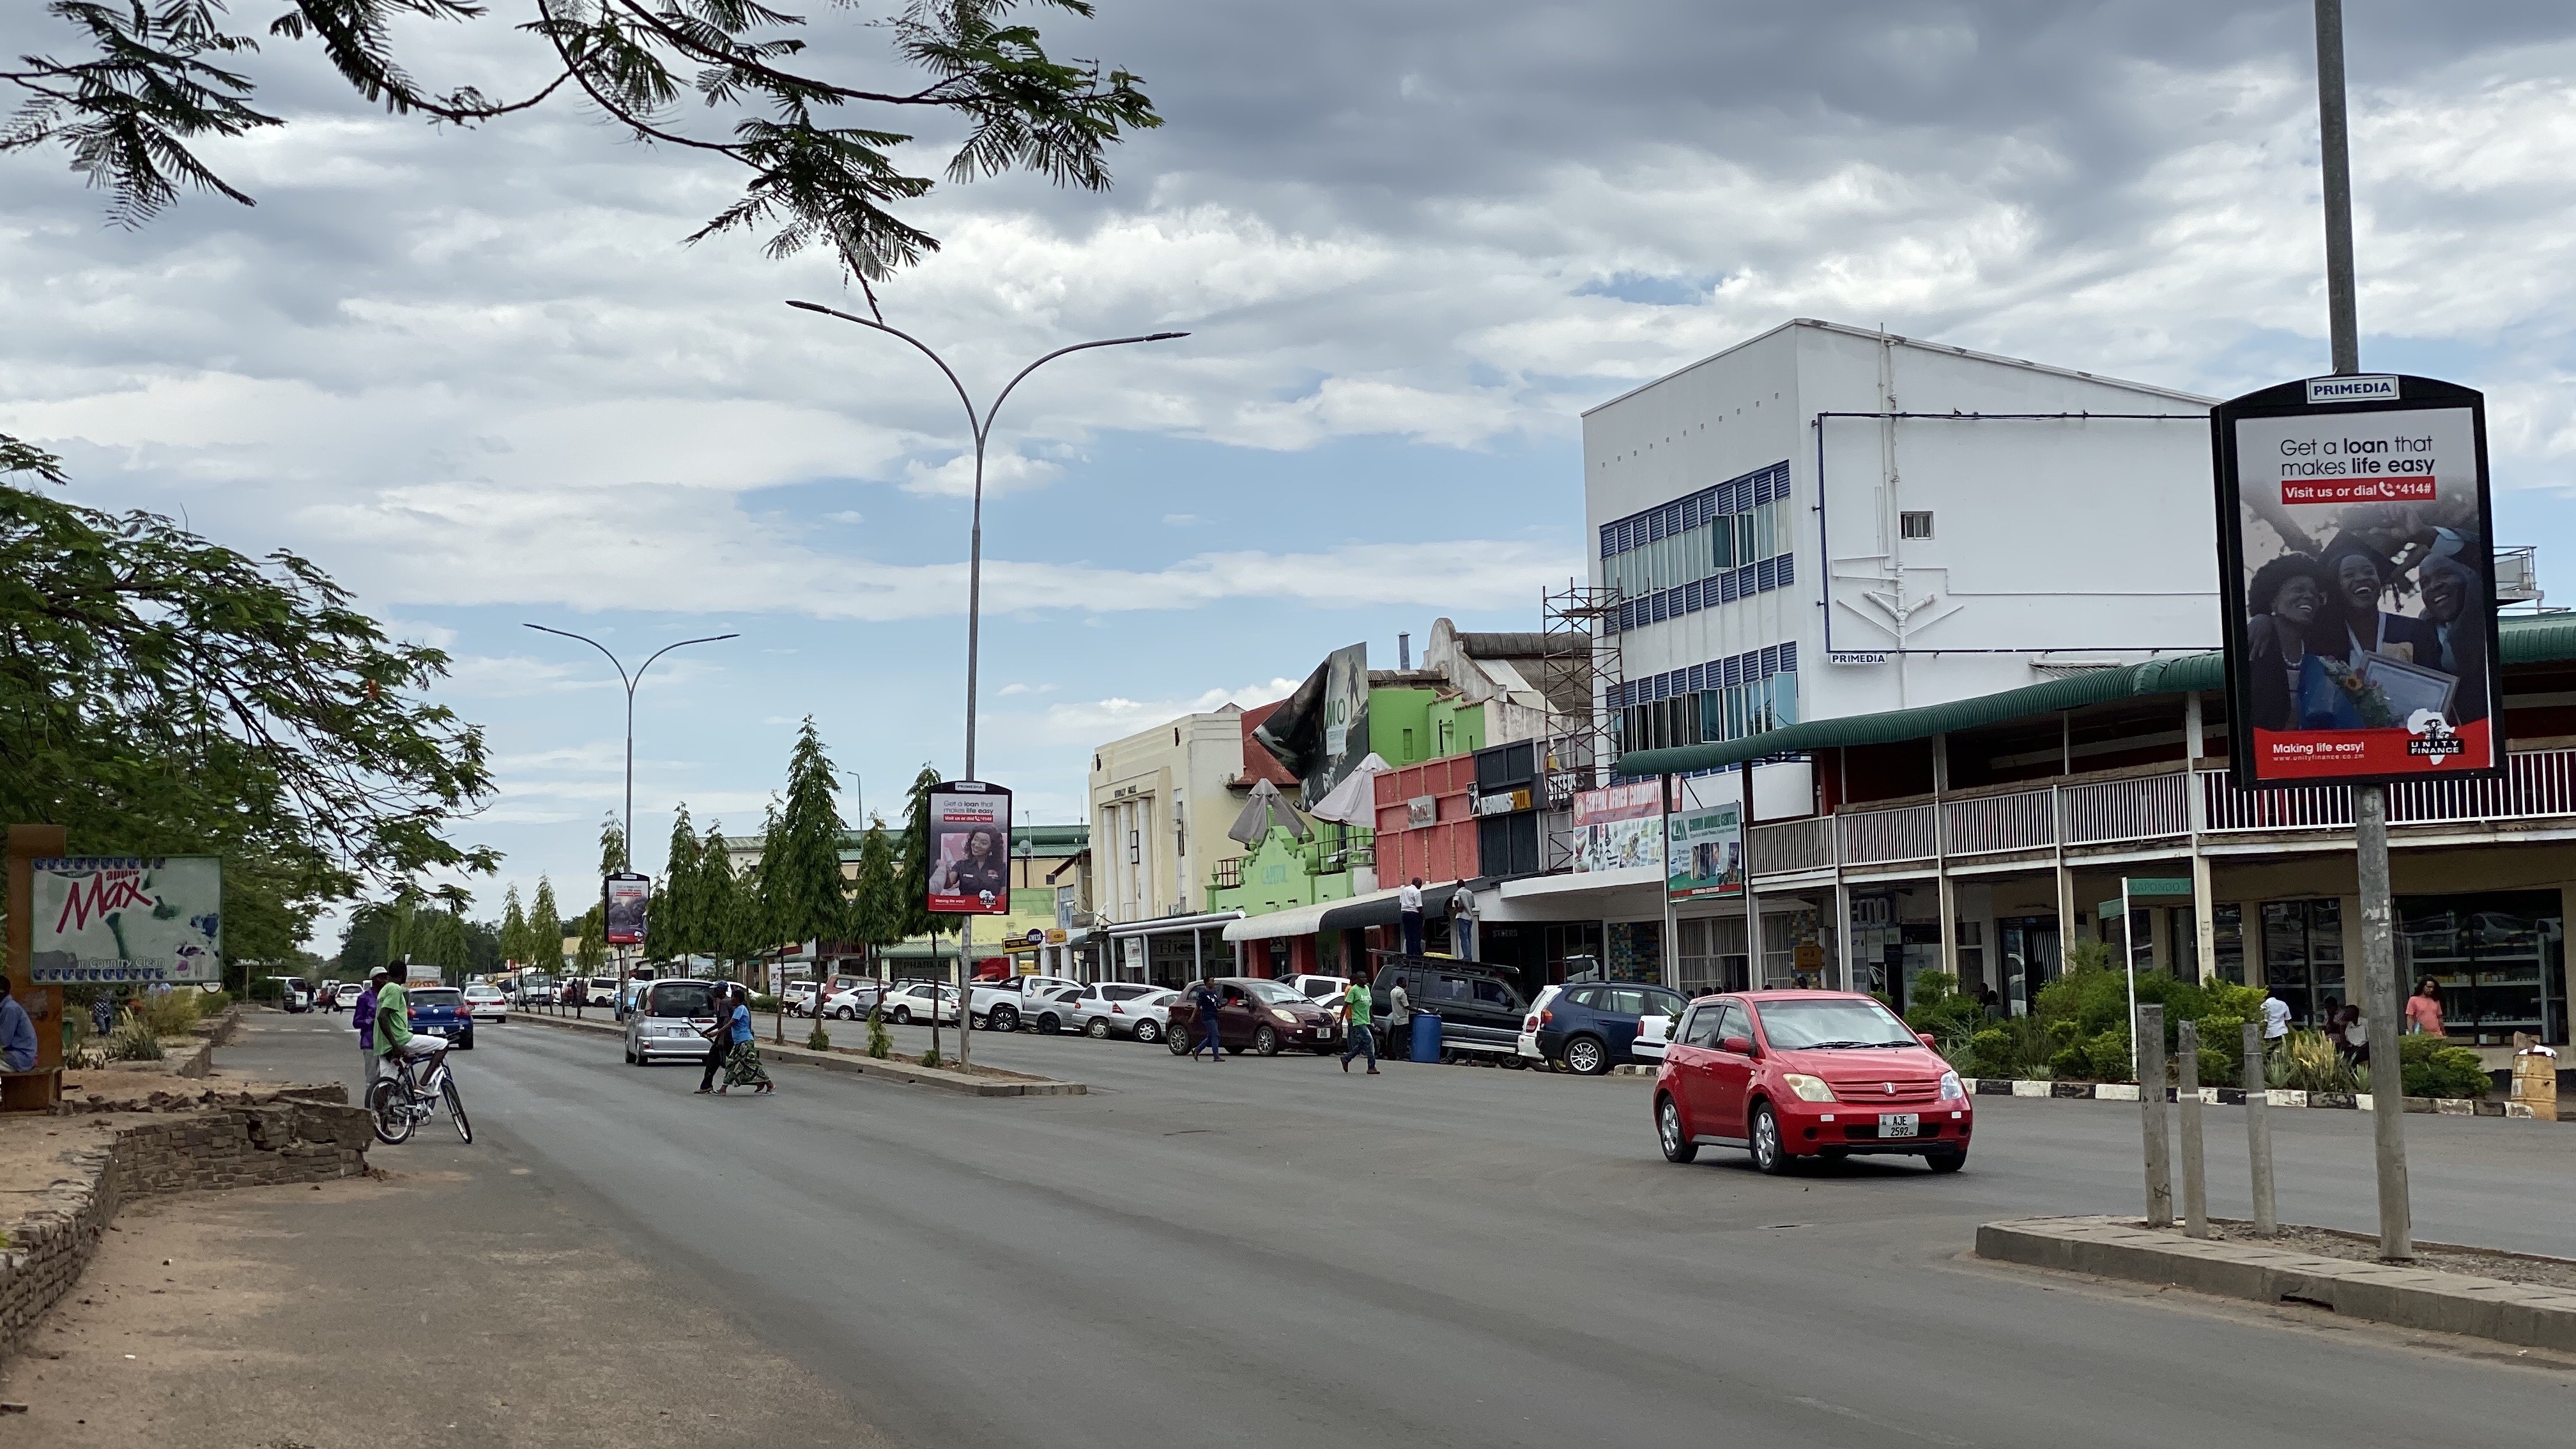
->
<box><xmin>1</xmin><ymin>435</ymin><xmax>497</xmax><ymax>941</ymax></box>
<box><xmin>4</xmin><ymin>0</ymin><xmax>1162</xmax><ymax>297</ymax></box>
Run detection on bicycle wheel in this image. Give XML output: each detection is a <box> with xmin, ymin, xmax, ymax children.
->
<box><xmin>367</xmin><ymin>1076</ymin><xmax>417</xmax><ymax>1146</ymax></box>
<box><xmin>442</xmin><ymin>1077</ymin><xmax>473</xmax><ymax>1145</ymax></box>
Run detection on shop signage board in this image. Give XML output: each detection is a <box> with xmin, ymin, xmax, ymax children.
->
<box><xmin>31</xmin><ymin>857</ymin><xmax>223</xmax><ymax>983</ymax></box>
<box><xmin>924</xmin><ymin>781</ymin><xmax>1013</xmax><ymax>914</ymax></box>
<box><xmin>2212</xmin><ymin>374</ymin><xmax>2506</xmax><ymax>788</ymax></box>
<box><xmin>1570</xmin><ymin>781</ymin><xmax>1666</xmax><ymax>873</ymax></box>
<box><xmin>1666</xmin><ymin>797</ymin><xmax>1744</xmax><ymax>901</ymax></box>
<box><xmin>603</xmin><ymin>871</ymin><xmax>650</xmax><ymax>945</ymax></box>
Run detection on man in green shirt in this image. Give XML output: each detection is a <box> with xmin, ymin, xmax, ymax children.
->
<box><xmin>374</xmin><ymin>958</ymin><xmax>447</xmax><ymax>1073</ymax></box>
<box><xmin>1338</xmin><ymin>977</ymin><xmax>1379</xmax><ymax>1075</ymax></box>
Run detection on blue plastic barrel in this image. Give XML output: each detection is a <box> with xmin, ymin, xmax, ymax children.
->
<box><xmin>1410</xmin><ymin>1012</ymin><xmax>1443</xmax><ymax>1063</ymax></box>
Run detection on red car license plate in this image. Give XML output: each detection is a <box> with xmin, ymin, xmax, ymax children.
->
<box><xmin>1878</xmin><ymin>1112</ymin><xmax>1920</xmax><ymax>1137</ymax></box>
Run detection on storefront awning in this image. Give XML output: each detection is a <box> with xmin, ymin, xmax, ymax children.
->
<box><xmin>1319</xmin><ymin>880</ymin><xmax>1473</xmax><ymax>932</ymax></box>
<box><xmin>1222</xmin><ymin>898</ymin><xmax>1341</xmax><ymax>943</ymax></box>
<box><xmin>1101</xmin><ymin>910</ymin><xmax>1243</xmax><ymax>939</ymax></box>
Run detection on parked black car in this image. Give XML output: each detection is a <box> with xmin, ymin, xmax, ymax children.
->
<box><xmin>1367</xmin><ymin>954</ymin><xmax>1526</xmax><ymax>1061</ymax></box>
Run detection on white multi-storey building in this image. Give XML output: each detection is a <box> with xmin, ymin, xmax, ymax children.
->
<box><xmin>1584</xmin><ymin>319</ymin><xmax>2223</xmax><ymax>767</ymax></box>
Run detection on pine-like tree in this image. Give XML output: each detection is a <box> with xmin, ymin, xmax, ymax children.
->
<box><xmin>498</xmin><ymin>884</ymin><xmax>529</xmax><ymax>970</ymax></box>
<box><xmin>766</xmin><ymin>721</ymin><xmax>849</xmax><ymax>1047</ymax></box>
<box><xmin>529</xmin><ymin>876</ymin><xmax>564</xmax><ymax>989</ymax></box>
<box><xmin>657</xmin><ymin>803</ymin><xmax>702</xmax><ymax>970</ymax></box>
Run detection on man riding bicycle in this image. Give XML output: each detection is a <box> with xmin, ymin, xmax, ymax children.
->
<box><xmin>374</xmin><ymin>958</ymin><xmax>450</xmax><ymax>1078</ymax></box>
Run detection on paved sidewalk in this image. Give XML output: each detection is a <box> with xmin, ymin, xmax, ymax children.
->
<box><xmin>0</xmin><ymin>1134</ymin><xmax>893</xmax><ymax>1449</ymax></box>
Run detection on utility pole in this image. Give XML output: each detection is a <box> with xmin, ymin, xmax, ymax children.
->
<box><xmin>2312</xmin><ymin>0</ymin><xmax>2411</xmax><ymax>1262</ymax></box>
<box><xmin>788</xmin><ymin>300</ymin><xmax>1185</xmax><ymax>1068</ymax></box>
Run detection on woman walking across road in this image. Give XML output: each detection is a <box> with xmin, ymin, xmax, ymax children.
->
<box><xmin>720</xmin><ymin>984</ymin><xmax>775</xmax><ymax>1095</ymax></box>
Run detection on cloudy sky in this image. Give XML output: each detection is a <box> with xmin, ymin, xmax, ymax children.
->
<box><xmin>8</xmin><ymin>1</ymin><xmax>2576</xmax><ymax>945</ymax></box>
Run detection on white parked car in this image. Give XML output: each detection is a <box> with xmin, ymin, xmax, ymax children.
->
<box><xmin>1067</xmin><ymin>983</ymin><xmax>1176</xmax><ymax>1042</ymax></box>
<box><xmin>781</xmin><ymin>982</ymin><xmax>822</xmax><ymax>1017</ymax></box>
<box><xmin>878</xmin><ymin>982</ymin><xmax>961</xmax><ymax>1026</ymax></box>
<box><xmin>822</xmin><ymin>983</ymin><xmax>891</xmax><ymax>1020</ymax></box>
<box><xmin>1284</xmin><ymin>974</ymin><xmax>1349</xmax><ymax>1004</ymax></box>
<box><xmin>462</xmin><ymin>983</ymin><xmax>509</xmax><ymax>1022</ymax></box>
<box><xmin>1515</xmin><ymin>984</ymin><xmax>1562</xmax><ymax>1066</ymax></box>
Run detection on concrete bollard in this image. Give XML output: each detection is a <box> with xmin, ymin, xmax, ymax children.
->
<box><xmin>2177</xmin><ymin>1021</ymin><xmax>2207</xmax><ymax>1238</ymax></box>
<box><xmin>2138</xmin><ymin>1004</ymin><xmax>2171</xmax><ymax>1229</ymax></box>
<box><xmin>2243</xmin><ymin>1021</ymin><xmax>2276</xmax><ymax>1237</ymax></box>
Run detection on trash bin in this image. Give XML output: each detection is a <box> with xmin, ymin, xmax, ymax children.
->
<box><xmin>1410</xmin><ymin>1011</ymin><xmax>1443</xmax><ymax>1064</ymax></box>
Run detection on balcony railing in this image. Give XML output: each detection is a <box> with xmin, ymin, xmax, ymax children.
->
<box><xmin>1209</xmin><ymin>858</ymin><xmax>1244</xmax><ymax>891</ymax></box>
<box><xmin>1749</xmin><ymin>745</ymin><xmax>2576</xmax><ymax>880</ymax></box>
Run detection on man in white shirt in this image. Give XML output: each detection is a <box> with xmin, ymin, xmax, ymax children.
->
<box><xmin>1397</xmin><ymin>878</ymin><xmax>1425</xmax><ymax>956</ymax></box>
<box><xmin>2260</xmin><ymin>989</ymin><xmax>2293</xmax><ymax>1046</ymax></box>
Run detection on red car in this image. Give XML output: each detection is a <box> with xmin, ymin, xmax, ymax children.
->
<box><xmin>1653</xmin><ymin>990</ymin><xmax>1970</xmax><ymax>1174</ymax></box>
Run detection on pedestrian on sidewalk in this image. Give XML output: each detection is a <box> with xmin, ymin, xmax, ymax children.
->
<box><xmin>720</xmin><ymin>986</ymin><xmax>774</xmax><ymax>1095</ymax></box>
<box><xmin>1399</xmin><ymin>878</ymin><xmax>1425</xmax><ymax>956</ymax></box>
<box><xmin>353</xmin><ymin>968</ymin><xmax>385</xmax><ymax>1089</ymax></box>
<box><xmin>0</xmin><ymin>977</ymin><xmax>36</xmax><ymax>1073</ymax></box>
<box><xmin>1339</xmin><ymin>976</ymin><xmax>1379</xmax><ymax>1075</ymax></box>
<box><xmin>697</xmin><ymin>984</ymin><xmax>737</xmax><ymax>1094</ymax></box>
<box><xmin>2406</xmin><ymin>977</ymin><xmax>2447</xmax><ymax>1037</ymax></box>
<box><xmin>1186</xmin><ymin>977</ymin><xmax>1225</xmax><ymax>1062</ymax></box>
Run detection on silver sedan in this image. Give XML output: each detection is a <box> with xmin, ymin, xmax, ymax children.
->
<box><xmin>1068</xmin><ymin>983</ymin><xmax>1177</xmax><ymax>1043</ymax></box>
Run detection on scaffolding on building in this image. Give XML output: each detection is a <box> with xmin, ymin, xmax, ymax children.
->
<box><xmin>1538</xmin><ymin>582</ymin><xmax>1624</xmax><ymax>871</ymax></box>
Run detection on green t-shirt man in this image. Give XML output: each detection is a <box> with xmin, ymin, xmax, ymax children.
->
<box><xmin>1342</xmin><ymin>980</ymin><xmax>1372</xmax><ymax>1029</ymax></box>
<box><xmin>375</xmin><ymin>981</ymin><xmax>413</xmax><ymax>1055</ymax></box>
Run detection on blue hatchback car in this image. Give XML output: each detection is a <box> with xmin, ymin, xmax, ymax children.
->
<box><xmin>404</xmin><ymin>986</ymin><xmax>476</xmax><ymax>1050</ymax></box>
<box><xmin>1528</xmin><ymin>981</ymin><xmax>1684</xmax><ymax>1075</ymax></box>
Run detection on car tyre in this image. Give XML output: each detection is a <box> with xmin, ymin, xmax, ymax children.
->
<box><xmin>1038</xmin><ymin>1014</ymin><xmax>1062</xmax><ymax>1035</ymax></box>
<box><xmin>1167</xmin><ymin>1025</ymin><xmax>1192</xmax><ymax>1055</ymax></box>
<box><xmin>624</xmin><ymin>1043</ymin><xmax>636</xmax><ymax>1064</ymax></box>
<box><xmin>1657</xmin><ymin>1094</ymin><xmax>1699</xmax><ymax>1163</ymax></box>
<box><xmin>1501</xmin><ymin>1054</ymin><xmax>1529</xmax><ymax>1070</ymax></box>
<box><xmin>891</xmin><ymin>1006</ymin><xmax>912</xmax><ymax>1025</ymax></box>
<box><xmin>1927</xmin><ymin>1149</ymin><xmax>1968</xmax><ymax>1174</ymax></box>
<box><xmin>1749</xmin><ymin>1102</ymin><xmax>1790</xmax><ymax>1175</ymax></box>
<box><xmin>1085</xmin><ymin>1017</ymin><xmax>1111</xmax><ymax>1039</ymax></box>
<box><xmin>1135</xmin><ymin>1019</ymin><xmax>1162</xmax><ymax>1044</ymax></box>
<box><xmin>1252</xmin><ymin>1025</ymin><xmax>1280</xmax><ymax>1057</ymax></box>
<box><xmin>989</xmin><ymin>1006</ymin><xmax>1020</xmax><ymax>1034</ymax></box>
<box><xmin>1563</xmin><ymin>1034</ymin><xmax>1609</xmax><ymax>1076</ymax></box>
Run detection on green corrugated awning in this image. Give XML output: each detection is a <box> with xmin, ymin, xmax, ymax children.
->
<box><xmin>1614</xmin><ymin>613</ymin><xmax>2576</xmax><ymax>777</ymax></box>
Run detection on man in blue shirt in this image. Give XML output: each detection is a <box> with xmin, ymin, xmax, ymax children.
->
<box><xmin>0</xmin><ymin>977</ymin><xmax>38</xmax><ymax>1073</ymax></box>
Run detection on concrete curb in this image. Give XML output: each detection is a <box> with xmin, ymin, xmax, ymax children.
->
<box><xmin>509</xmin><ymin>1011</ymin><xmax>1086</xmax><ymax>1097</ymax></box>
<box><xmin>1976</xmin><ymin>1215</ymin><xmax>2576</xmax><ymax>1353</ymax></box>
<box><xmin>1965</xmin><ymin>1077</ymin><xmax>2530</xmax><ymax>1117</ymax></box>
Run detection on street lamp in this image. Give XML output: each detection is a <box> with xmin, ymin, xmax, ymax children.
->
<box><xmin>522</xmin><ymin>621</ymin><xmax>740</xmax><ymax>880</ymax></box>
<box><xmin>786</xmin><ymin>299</ymin><xmax>1186</xmax><ymax>1066</ymax></box>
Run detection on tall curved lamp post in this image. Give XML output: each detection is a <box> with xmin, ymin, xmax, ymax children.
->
<box><xmin>787</xmin><ymin>299</ymin><xmax>1185</xmax><ymax>1066</ymax></box>
<box><xmin>525</xmin><ymin>624</ymin><xmax>740</xmax><ymax>985</ymax></box>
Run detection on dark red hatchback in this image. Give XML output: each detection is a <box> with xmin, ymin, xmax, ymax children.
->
<box><xmin>1653</xmin><ymin>990</ymin><xmax>1970</xmax><ymax>1174</ymax></box>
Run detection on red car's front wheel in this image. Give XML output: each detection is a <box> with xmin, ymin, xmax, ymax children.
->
<box><xmin>1749</xmin><ymin>1103</ymin><xmax>1790</xmax><ymax>1175</ymax></box>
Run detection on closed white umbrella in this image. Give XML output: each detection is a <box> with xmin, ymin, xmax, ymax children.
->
<box><xmin>1307</xmin><ymin>753</ymin><xmax>1391</xmax><ymax>827</ymax></box>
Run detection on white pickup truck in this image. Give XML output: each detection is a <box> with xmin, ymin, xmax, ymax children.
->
<box><xmin>969</xmin><ymin>975</ymin><xmax>1084</xmax><ymax>1032</ymax></box>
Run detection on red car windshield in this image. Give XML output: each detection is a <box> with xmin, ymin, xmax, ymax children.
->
<box><xmin>1754</xmin><ymin>999</ymin><xmax>1916</xmax><ymax>1049</ymax></box>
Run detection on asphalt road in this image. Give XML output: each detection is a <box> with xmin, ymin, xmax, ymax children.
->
<box><xmin>233</xmin><ymin>1013</ymin><xmax>2576</xmax><ymax>1449</ymax></box>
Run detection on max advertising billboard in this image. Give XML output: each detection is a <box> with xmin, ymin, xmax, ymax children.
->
<box><xmin>925</xmin><ymin>780</ymin><xmax>1013</xmax><ymax>915</ymax></box>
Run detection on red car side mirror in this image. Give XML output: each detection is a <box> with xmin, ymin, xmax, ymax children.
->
<box><xmin>1917</xmin><ymin>1032</ymin><xmax>1937</xmax><ymax>1049</ymax></box>
<box><xmin>1719</xmin><ymin>1035</ymin><xmax>1754</xmax><ymax>1056</ymax></box>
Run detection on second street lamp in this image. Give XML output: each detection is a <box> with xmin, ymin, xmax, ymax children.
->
<box><xmin>525</xmin><ymin>623</ymin><xmax>740</xmax><ymax>983</ymax></box>
<box><xmin>788</xmin><ymin>299</ymin><xmax>1185</xmax><ymax>1067</ymax></box>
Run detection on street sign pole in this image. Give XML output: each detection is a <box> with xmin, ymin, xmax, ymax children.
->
<box><xmin>2314</xmin><ymin>0</ymin><xmax>2411</xmax><ymax>1261</ymax></box>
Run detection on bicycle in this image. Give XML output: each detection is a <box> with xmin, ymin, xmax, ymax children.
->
<box><xmin>367</xmin><ymin>1042</ymin><xmax>473</xmax><ymax>1146</ymax></box>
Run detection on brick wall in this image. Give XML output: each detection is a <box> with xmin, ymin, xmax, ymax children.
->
<box><xmin>1</xmin><ymin>1099</ymin><xmax>372</xmax><ymax>1363</ymax></box>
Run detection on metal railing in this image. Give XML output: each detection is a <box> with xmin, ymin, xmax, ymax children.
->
<box><xmin>1208</xmin><ymin>858</ymin><xmax>1244</xmax><ymax>891</ymax></box>
<box><xmin>1749</xmin><ymin>816</ymin><xmax>1835</xmax><ymax>873</ymax></box>
<box><xmin>1942</xmin><ymin>788</ymin><xmax>2055</xmax><ymax>855</ymax></box>
<box><xmin>1755</xmin><ymin>746</ymin><xmax>2576</xmax><ymax>880</ymax></box>
<box><xmin>1840</xmin><ymin>802</ymin><xmax>1936</xmax><ymax>864</ymax></box>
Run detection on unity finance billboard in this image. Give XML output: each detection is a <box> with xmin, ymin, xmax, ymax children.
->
<box><xmin>2212</xmin><ymin>374</ymin><xmax>2504</xmax><ymax>788</ymax></box>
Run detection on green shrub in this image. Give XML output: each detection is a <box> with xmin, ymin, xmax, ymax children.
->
<box><xmin>748</xmin><ymin>993</ymin><xmax>781</xmax><ymax>1013</ymax></box>
<box><xmin>248</xmin><ymin>977</ymin><xmax>283</xmax><ymax>1004</ymax></box>
<box><xmin>2398</xmin><ymin>1034</ymin><xmax>2490</xmax><ymax>1099</ymax></box>
<box><xmin>138</xmin><ymin>990</ymin><xmax>203</xmax><ymax>1037</ymax></box>
<box><xmin>866</xmin><ymin>1008</ymin><xmax>892</xmax><ymax>1060</ymax></box>
<box><xmin>2083</xmin><ymin>1027</ymin><xmax>2134</xmax><ymax>1083</ymax></box>
<box><xmin>805</xmin><ymin>1023</ymin><xmax>832</xmax><ymax>1052</ymax></box>
<box><xmin>2266</xmin><ymin>1028</ymin><xmax>2359</xmax><ymax>1093</ymax></box>
<box><xmin>105</xmin><ymin>1009</ymin><xmax>164</xmax><ymax>1062</ymax></box>
<box><xmin>1903</xmin><ymin>970</ymin><xmax>1987</xmax><ymax>1059</ymax></box>
<box><xmin>2049</xmin><ymin>1044</ymin><xmax>2089</xmax><ymax>1079</ymax></box>
<box><xmin>2191</xmin><ymin>1014</ymin><xmax>2247</xmax><ymax>1085</ymax></box>
<box><xmin>1966</xmin><ymin>1027</ymin><xmax>2016</xmax><ymax>1080</ymax></box>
